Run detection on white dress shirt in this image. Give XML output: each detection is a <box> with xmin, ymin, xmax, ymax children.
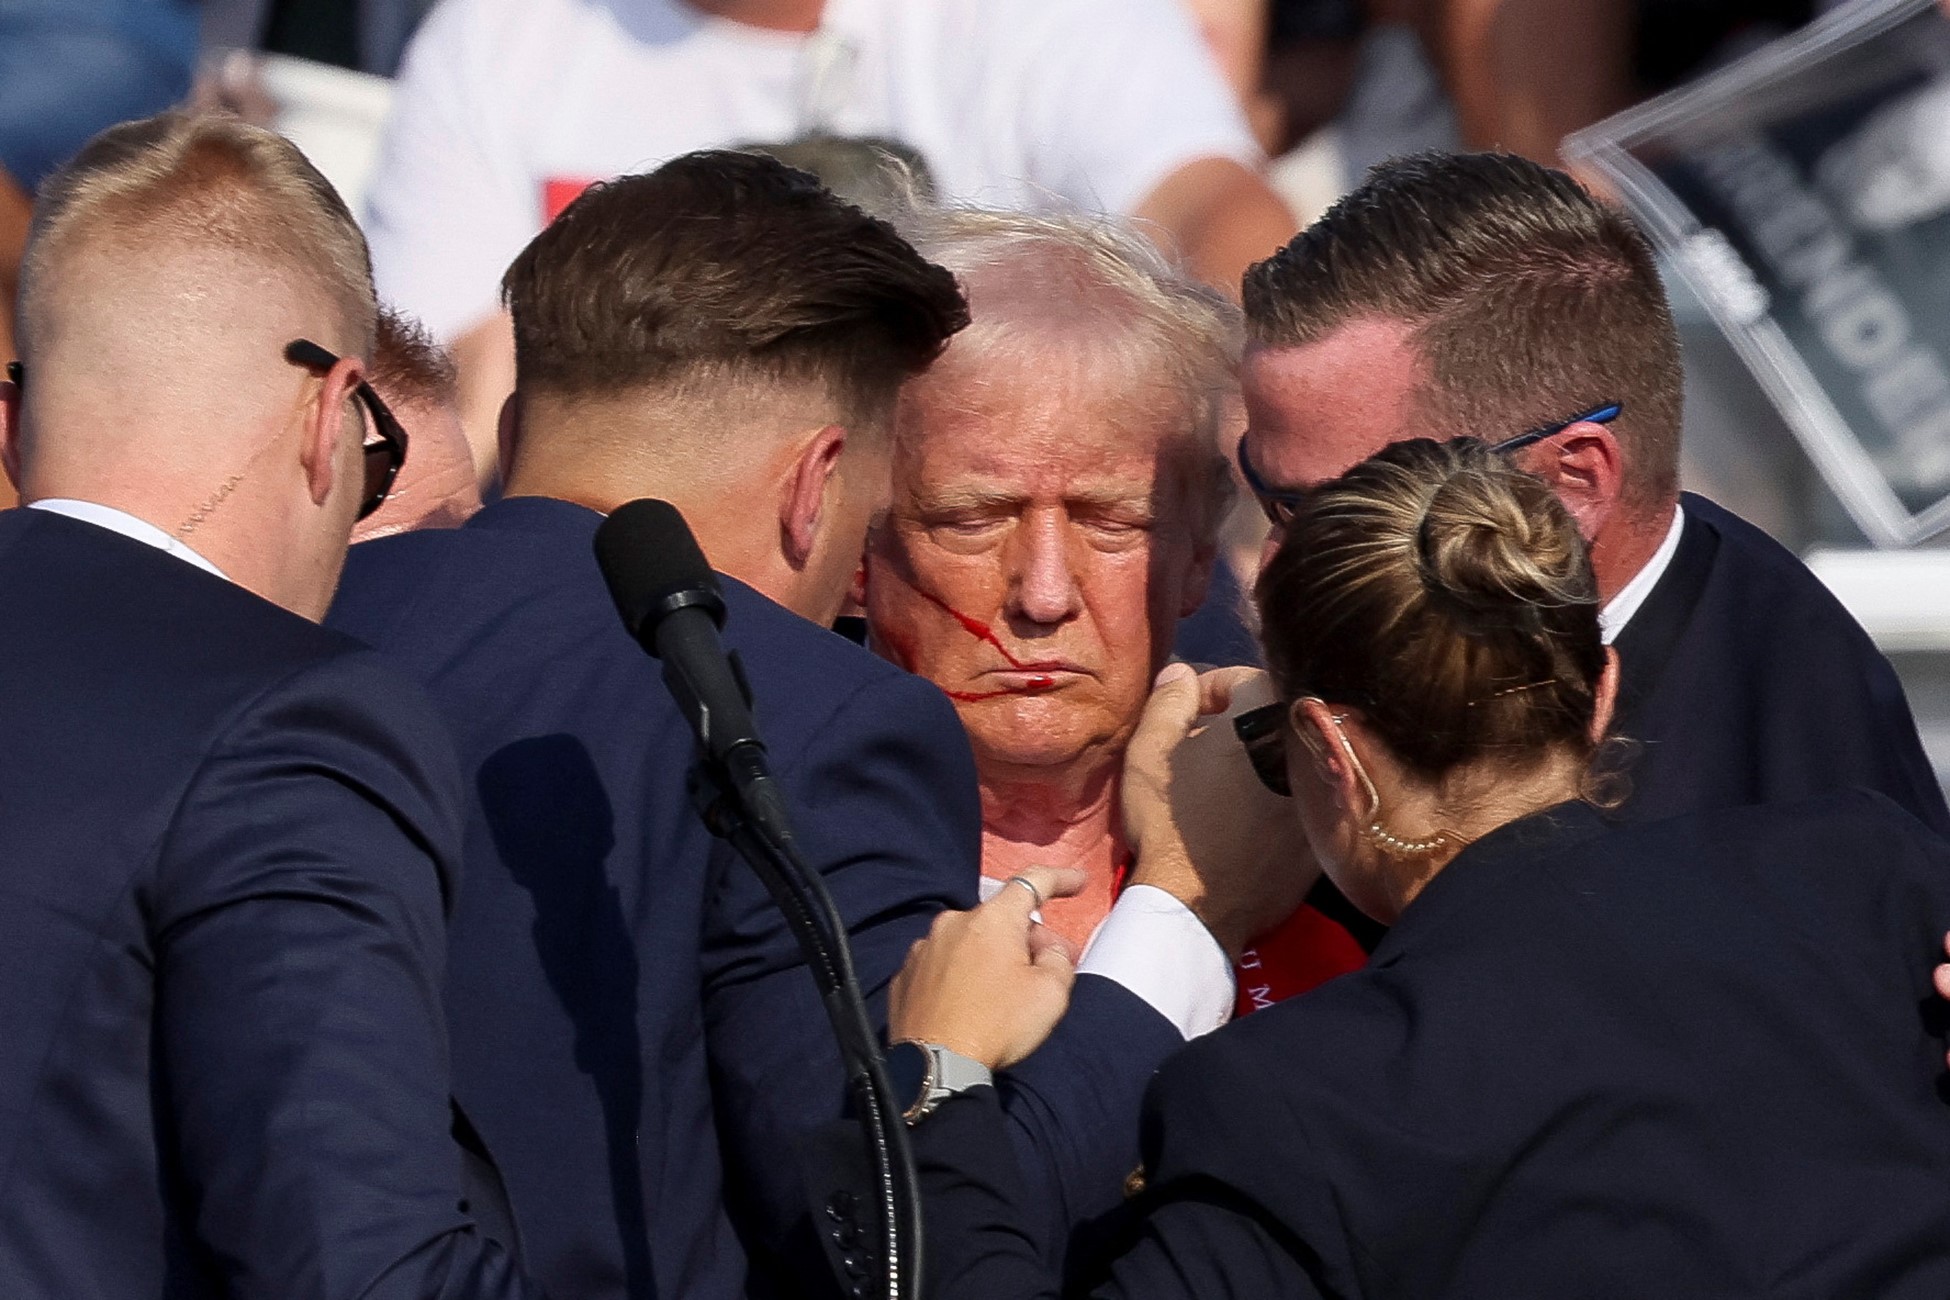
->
<box><xmin>27</xmin><ymin>498</ymin><xmax>229</xmax><ymax>580</ymax></box>
<box><xmin>1077</xmin><ymin>884</ymin><xmax>1234</xmax><ymax>1037</ymax></box>
<box><xmin>980</xmin><ymin>874</ymin><xmax>1235</xmax><ymax>1039</ymax></box>
<box><xmin>1598</xmin><ymin>502</ymin><xmax>1686</xmax><ymax>644</ymax></box>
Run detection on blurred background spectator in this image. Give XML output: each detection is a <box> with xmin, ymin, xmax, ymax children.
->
<box><xmin>1252</xmin><ymin>0</ymin><xmax>1844</xmax><ymax>222</ymax></box>
<box><xmin>203</xmin><ymin>0</ymin><xmax>437</xmax><ymax>76</ymax></box>
<box><xmin>360</xmin><ymin>0</ymin><xmax>1300</xmax><ymax>482</ymax></box>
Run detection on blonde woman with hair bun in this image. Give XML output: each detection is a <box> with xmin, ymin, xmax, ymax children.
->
<box><xmin>882</xmin><ymin>437</ymin><xmax>1950</xmax><ymax>1300</ymax></box>
<box><xmin>1250</xmin><ymin>436</ymin><xmax>1621</xmax><ymax>924</ymax></box>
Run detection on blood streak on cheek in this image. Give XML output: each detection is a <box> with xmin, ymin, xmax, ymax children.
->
<box><xmin>916</xmin><ymin>589</ymin><xmax>1027</xmax><ymax>668</ymax></box>
<box><xmin>911</xmin><ymin>589</ymin><xmax>1059</xmax><ymax>698</ymax></box>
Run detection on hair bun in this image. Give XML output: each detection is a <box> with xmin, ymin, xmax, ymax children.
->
<box><xmin>1414</xmin><ymin>451</ymin><xmax>1590</xmax><ymax>618</ymax></box>
<box><xmin>1254</xmin><ymin>436</ymin><xmax>1606</xmax><ymax>778</ymax></box>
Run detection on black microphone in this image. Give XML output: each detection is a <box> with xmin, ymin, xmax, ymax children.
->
<box><xmin>593</xmin><ymin>498</ymin><xmax>922</xmax><ymax>1299</ymax></box>
<box><xmin>592</xmin><ymin>499</ymin><xmax>794</xmax><ymax>845</ymax></box>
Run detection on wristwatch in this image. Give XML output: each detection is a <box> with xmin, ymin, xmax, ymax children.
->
<box><xmin>885</xmin><ymin>1040</ymin><xmax>993</xmax><ymax>1126</ymax></box>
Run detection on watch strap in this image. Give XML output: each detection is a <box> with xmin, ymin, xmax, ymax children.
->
<box><xmin>893</xmin><ymin>1040</ymin><xmax>992</xmax><ymax>1125</ymax></box>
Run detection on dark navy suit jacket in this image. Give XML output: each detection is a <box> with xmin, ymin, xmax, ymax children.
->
<box><xmin>0</xmin><ymin>508</ymin><xmax>536</xmax><ymax>1300</ymax></box>
<box><xmin>1307</xmin><ymin>492</ymin><xmax>1950</xmax><ymax>957</ymax></box>
<box><xmin>889</xmin><ymin>794</ymin><xmax>1950</xmax><ymax>1298</ymax></box>
<box><xmin>327</xmin><ymin>496</ymin><xmax>1179</xmax><ymax>1299</ymax></box>
<box><xmin>1611</xmin><ymin>493</ymin><xmax>1948</xmax><ymax>832</ymax></box>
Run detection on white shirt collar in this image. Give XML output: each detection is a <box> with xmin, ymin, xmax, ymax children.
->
<box><xmin>1598</xmin><ymin>501</ymin><xmax>1685</xmax><ymax>645</ymax></box>
<box><xmin>27</xmin><ymin>498</ymin><xmax>229</xmax><ymax>581</ymax></box>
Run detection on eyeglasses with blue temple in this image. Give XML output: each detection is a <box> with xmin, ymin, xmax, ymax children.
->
<box><xmin>1236</xmin><ymin>400</ymin><xmax>1624</xmax><ymax>530</ymax></box>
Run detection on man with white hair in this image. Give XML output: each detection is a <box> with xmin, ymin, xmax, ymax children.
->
<box><xmin>865</xmin><ymin>211</ymin><xmax>1235</xmax><ymax>935</ymax></box>
<box><xmin>0</xmin><ymin>112</ymin><xmax>536</xmax><ymax>1299</ymax></box>
<box><xmin>860</xmin><ymin>208</ymin><xmax>1329</xmax><ymax>1229</ymax></box>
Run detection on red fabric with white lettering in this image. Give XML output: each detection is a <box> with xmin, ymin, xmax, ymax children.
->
<box><xmin>1233</xmin><ymin>904</ymin><xmax>1368</xmax><ymax>1016</ymax></box>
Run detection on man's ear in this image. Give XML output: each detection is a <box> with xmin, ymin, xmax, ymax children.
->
<box><xmin>0</xmin><ymin>368</ymin><xmax>21</xmax><ymax>493</ymax></box>
<box><xmin>300</xmin><ymin>359</ymin><xmax>365</xmax><ymax>509</ymax></box>
<box><xmin>847</xmin><ymin>558</ymin><xmax>870</xmax><ymax>611</ymax></box>
<box><xmin>780</xmin><ymin>423</ymin><xmax>847</xmax><ymax>569</ymax></box>
<box><xmin>1525</xmin><ymin>423</ymin><xmax>1625</xmax><ymax>541</ymax></box>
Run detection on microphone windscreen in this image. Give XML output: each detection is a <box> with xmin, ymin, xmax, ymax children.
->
<box><xmin>593</xmin><ymin>498</ymin><xmax>720</xmax><ymax>644</ymax></box>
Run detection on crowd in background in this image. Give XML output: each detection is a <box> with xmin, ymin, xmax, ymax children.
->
<box><xmin>0</xmin><ymin>0</ymin><xmax>1866</xmax><ymax>383</ymax></box>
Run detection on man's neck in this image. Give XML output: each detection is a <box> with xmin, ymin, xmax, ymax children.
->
<box><xmin>681</xmin><ymin>0</ymin><xmax>825</xmax><ymax>32</ymax></box>
<box><xmin>1589</xmin><ymin>496</ymin><xmax>1679</xmax><ymax>604</ymax></box>
<box><xmin>503</xmin><ymin>468</ymin><xmax>812</xmax><ymax>617</ymax></box>
<box><xmin>978</xmin><ymin>751</ymin><xmax>1123</xmax><ymax>844</ymax></box>
<box><xmin>980</xmin><ymin>760</ymin><xmax>1127</xmax><ymax>950</ymax></box>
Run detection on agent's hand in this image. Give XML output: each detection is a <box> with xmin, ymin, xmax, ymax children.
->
<box><xmin>889</xmin><ymin>866</ymin><xmax>1086</xmax><ymax>1071</ymax></box>
<box><xmin>1122</xmin><ymin>663</ymin><xmax>1320</xmax><ymax>957</ymax></box>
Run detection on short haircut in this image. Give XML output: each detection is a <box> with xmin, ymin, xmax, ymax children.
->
<box><xmin>904</xmin><ymin>206</ymin><xmax>1241</xmax><ymax>542</ymax></box>
<box><xmin>370</xmin><ymin>305</ymin><xmax>459</xmax><ymax>410</ymax></box>
<box><xmin>19</xmin><ymin>111</ymin><xmax>376</xmax><ymax>357</ymax></box>
<box><xmin>1244</xmin><ymin>151</ymin><xmax>1685</xmax><ymax>509</ymax></box>
<box><xmin>500</xmin><ymin>150</ymin><xmax>969</xmax><ymax>430</ymax></box>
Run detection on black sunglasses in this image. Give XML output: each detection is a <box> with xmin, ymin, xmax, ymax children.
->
<box><xmin>1236</xmin><ymin>401</ymin><xmax>1625</xmax><ymax>530</ymax></box>
<box><xmin>1234</xmin><ymin>701</ymin><xmax>1291</xmax><ymax>797</ymax></box>
<box><xmin>284</xmin><ymin>339</ymin><xmax>408</xmax><ymax>521</ymax></box>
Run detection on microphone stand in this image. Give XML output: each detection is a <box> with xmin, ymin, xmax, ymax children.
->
<box><xmin>688</xmin><ymin>746</ymin><xmax>924</xmax><ymax>1300</ymax></box>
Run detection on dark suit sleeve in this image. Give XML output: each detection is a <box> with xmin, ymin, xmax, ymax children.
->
<box><xmin>700</xmin><ymin>670</ymin><xmax>979</xmax><ymax>1255</ymax></box>
<box><xmin>822</xmin><ymin>1078</ymin><xmax>1328</xmax><ymax>1300</ymax></box>
<box><xmin>147</xmin><ymin>651</ymin><xmax>541</xmax><ymax>1300</ymax></box>
<box><xmin>998</xmin><ymin>975</ymin><xmax>1185</xmax><ymax>1256</ymax></box>
<box><xmin>704</xmin><ymin>670</ymin><xmax>1204</xmax><ymax>1282</ymax></box>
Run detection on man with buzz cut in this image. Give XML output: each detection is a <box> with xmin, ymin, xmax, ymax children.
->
<box><xmin>1235</xmin><ymin>148</ymin><xmax>1949</xmax><ymax>837</ymax></box>
<box><xmin>0</xmin><ymin>111</ymin><xmax>538</xmax><ymax>1300</ymax></box>
<box><xmin>329</xmin><ymin>150</ymin><xmax>1212</xmax><ymax>1300</ymax></box>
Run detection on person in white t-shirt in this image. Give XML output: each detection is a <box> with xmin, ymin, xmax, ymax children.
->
<box><xmin>364</xmin><ymin>0</ymin><xmax>1297</xmax><ymax>479</ymax></box>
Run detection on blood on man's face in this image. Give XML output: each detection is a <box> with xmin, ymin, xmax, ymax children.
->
<box><xmin>864</xmin><ymin>351</ymin><xmax>1211</xmax><ymax>780</ymax></box>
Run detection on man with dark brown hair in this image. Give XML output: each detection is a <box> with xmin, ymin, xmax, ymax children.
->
<box><xmin>328</xmin><ymin>150</ymin><xmax>966</xmax><ymax>1299</ymax></box>
<box><xmin>328</xmin><ymin>151</ymin><xmax>1192</xmax><ymax>1300</ymax></box>
<box><xmin>1237</xmin><ymin>149</ymin><xmax>1948</xmax><ymax>835</ymax></box>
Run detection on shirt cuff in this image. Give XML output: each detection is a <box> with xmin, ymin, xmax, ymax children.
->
<box><xmin>1078</xmin><ymin>884</ymin><xmax>1234</xmax><ymax>1039</ymax></box>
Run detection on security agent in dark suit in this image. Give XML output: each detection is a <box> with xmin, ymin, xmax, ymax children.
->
<box><xmin>328</xmin><ymin>152</ymin><xmax>1205</xmax><ymax>1300</ymax></box>
<box><xmin>1233</xmin><ymin>150</ymin><xmax>1948</xmax><ymax>846</ymax></box>
<box><xmin>864</xmin><ymin>438</ymin><xmax>1950</xmax><ymax>1298</ymax></box>
<box><xmin>0</xmin><ymin>113</ymin><xmax>536</xmax><ymax>1299</ymax></box>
